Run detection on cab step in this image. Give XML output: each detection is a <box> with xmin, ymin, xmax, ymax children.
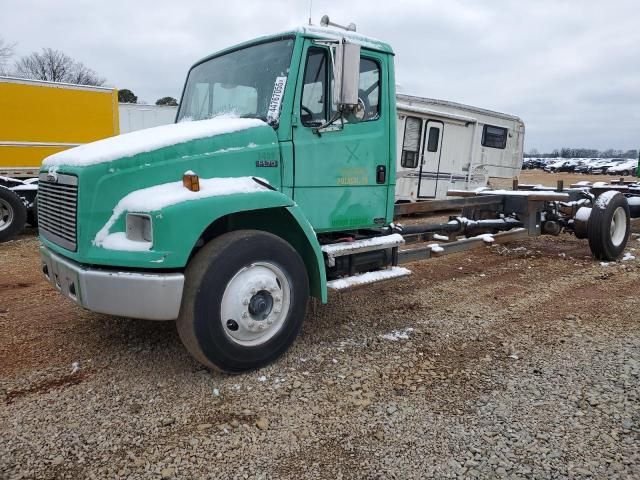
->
<box><xmin>327</xmin><ymin>266</ymin><xmax>412</xmax><ymax>291</ymax></box>
<box><xmin>321</xmin><ymin>233</ymin><xmax>405</xmax><ymax>267</ymax></box>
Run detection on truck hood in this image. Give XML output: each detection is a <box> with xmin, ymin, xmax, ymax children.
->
<box><xmin>39</xmin><ymin>117</ymin><xmax>282</xmax><ymax>260</ymax></box>
<box><xmin>43</xmin><ymin>117</ymin><xmax>269</xmax><ymax>169</ymax></box>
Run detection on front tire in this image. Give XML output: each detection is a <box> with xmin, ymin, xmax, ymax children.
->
<box><xmin>588</xmin><ymin>192</ymin><xmax>630</xmax><ymax>260</ymax></box>
<box><xmin>177</xmin><ymin>230</ymin><xmax>309</xmax><ymax>373</ymax></box>
<box><xmin>0</xmin><ymin>187</ymin><xmax>27</xmax><ymax>243</ymax></box>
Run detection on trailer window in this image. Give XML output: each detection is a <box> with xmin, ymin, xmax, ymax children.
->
<box><xmin>426</xmin><ymin>127</ymin><xmax>440</xmax><ymax>152</ymax></box>
<box><xmin>482</xmin><ymin>125</ymin><xmax>508</xmax><ymax>149</ymax></box>
<box><xmin>301</xmin><ymin>48</ymin><xmax>328</xmax><ymax>127</ymax></box>
<box><xmin>401</xmin><ymin>116</ymin><xmax>421</xmax><ymax>168</ymax></box>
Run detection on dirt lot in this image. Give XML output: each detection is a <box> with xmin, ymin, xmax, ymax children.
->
<box><xmin>1</xmin><ymin>172</ymin><xmax>639</xmax><ymax>479</ymax></box>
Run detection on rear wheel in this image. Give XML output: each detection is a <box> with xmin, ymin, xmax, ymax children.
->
<box><xmin>587</xmin><ymin>191</ymin><xmax>630</xmax><ymax>260</ymax></box>
<box><xmin>0</xmin><ymin>187</ymin><xmax>27</xmax><ymax>243</ymax></box>
<box><xmin>177</xmin><ymin>230</ymin><xmax>309</xmax><ymax>373</ymax></box>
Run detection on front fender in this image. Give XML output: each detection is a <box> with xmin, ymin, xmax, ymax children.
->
<box><xmin>155</xmin><ymin>192</ymin><xmax>327</xmax><ymax>302</ymax></box>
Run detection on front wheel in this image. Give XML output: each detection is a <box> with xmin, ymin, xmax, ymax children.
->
<box><xmin>177</xmin><ymin>230</ymin><xmax>309</xmax><ymax>373</ymax></box>
<box><xmin>588</xmin><ymin>191</ymin><xmax>630</xmax><ymax>260</ymax></box>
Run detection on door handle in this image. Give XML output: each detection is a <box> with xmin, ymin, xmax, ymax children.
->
<box><xmin>376</xmin><ymin>165</ymin><xmax>386</xmax><ymax>184</ymax></box>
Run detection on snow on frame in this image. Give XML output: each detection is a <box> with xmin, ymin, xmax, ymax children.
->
<box><xmin>321</xmin><ymin>233</ymin><xmax>405</xmax><ymax>256</ymax></box>
<box><xmin>327</xmin><ymin>267</ymin><xmax>411</xmax><ymax>290</ymax></box>
<box><xmin>95</xmin><ymin>176</ymin><xmax>269</xmax><ymax>248</ymax></box>
<box><xmin>43</xmin><ymin>117</ymin><xmax>265</xmax><ymax>167</ymax></box>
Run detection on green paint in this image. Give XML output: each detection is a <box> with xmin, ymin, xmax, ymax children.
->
<box><xmin>41</xmin><ymin>29</ymin><xmax>397</xmax><ymax>303</ymax></box>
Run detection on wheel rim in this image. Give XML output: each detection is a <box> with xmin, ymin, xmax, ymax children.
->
<box><xmin>610</xmin><ymin>206</ymin><xmax>627</xmax><ymax>247</ymax></box>
<box><xmin>220</xmin><ymin>262</ymin><xmax>291</xmax><ymax>347</ymax></box>
<box><xmin>0</xmin><ymin>198</ymin><xmax>14</xmax><ymax>232</ymax></box>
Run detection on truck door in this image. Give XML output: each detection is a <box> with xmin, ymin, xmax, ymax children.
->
<box><xmin>418</xmin><ymin>120</ymin><xmax>444</xmax><ymax>198</ymax></box>
<box><xmin>292</xmin><ymin>42</ymin><xmax>391</xmax><ymax>232</ymax></box>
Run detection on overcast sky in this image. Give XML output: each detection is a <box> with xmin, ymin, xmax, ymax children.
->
<box><xmin>2</xmin><ymin>0</ymin><xmax>638</xmax><ymax>151</ymax></box>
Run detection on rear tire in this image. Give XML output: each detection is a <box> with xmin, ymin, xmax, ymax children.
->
<box><xmin>0</xmin><ymin>187</ymin><xmax>27</xmax><ymax>243</ymax></box>
<box><xmin>177</xmin><ymin>230</ymin><xmax>309</xmax><ymax>373</ymax></box>
<box><xmin>588</xmin><ymin>192</ymin><xmax>630</xmax><ymax>260</ymax></box>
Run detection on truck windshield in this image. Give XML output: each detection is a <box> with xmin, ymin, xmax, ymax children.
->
<box><xmin>177</xmin><ymin>38</ymin><xmax>295</xmax><ymax>125</ymax></box>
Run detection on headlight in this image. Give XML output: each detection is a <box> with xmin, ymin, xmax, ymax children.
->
<box><xmin>126</xmin><ymin>213</ymin><xmax>153</xmax><ymax>243</ymax></box>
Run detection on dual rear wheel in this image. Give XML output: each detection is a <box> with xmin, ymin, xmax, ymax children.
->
<box><xmin>587</xmin><ymin>191</ymin><xmax>631</xmax><ymax>260</ymax></box>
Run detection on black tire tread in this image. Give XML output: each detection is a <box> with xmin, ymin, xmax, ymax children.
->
<box><xmin>0</xmin><ymin>187</ymin><xmax>28</xmax><ymax>243</ymax></box>
<box><xmin>177</xmin><ymin>230</ymin><xmax>309</xmax><ymax>373</ymax></box>
<box><xmin>587</xmin><ymin>192</ymin><xmax>630</xmax><ymax>260</ymax></box>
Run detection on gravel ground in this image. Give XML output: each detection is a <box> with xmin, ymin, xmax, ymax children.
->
<box><xmin>1</xmin><ymin>179</ymin><xmax>640</xmax><ymax>479</ymax></box>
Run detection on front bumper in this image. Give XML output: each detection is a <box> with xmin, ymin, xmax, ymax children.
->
<box><xmin>40</xmin><ymin>246</ymin><xmax>184</xmax><ymax>320</ymax></box>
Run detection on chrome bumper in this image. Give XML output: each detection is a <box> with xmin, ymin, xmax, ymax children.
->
<box><xmin>40</xmin><ymin>246</ymin><xmax>184</xmax><ymax>320</ymax></box>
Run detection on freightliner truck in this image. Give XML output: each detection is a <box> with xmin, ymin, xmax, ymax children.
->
<box><xmin>38</xmin><ymin>19</ymin><xmax>640</xmax><ymax>372</ymax></box>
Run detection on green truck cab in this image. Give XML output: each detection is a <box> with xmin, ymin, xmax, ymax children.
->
<box><xmin>39</xmin><ymin>25</ymin><xmax>399</xmax><ymax>372</ymax></box>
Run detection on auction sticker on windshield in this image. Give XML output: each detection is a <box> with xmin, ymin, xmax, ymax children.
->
<box><xmin>266</xmin><ymin>76</ymin><xmax>287</xmax><ymax>124</ymax></box>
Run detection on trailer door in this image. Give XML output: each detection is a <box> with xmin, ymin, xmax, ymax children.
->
<box><xmin>418</xmin><ymin>120</ymin><xmax>444</xmax><ymax>198</ymax></box>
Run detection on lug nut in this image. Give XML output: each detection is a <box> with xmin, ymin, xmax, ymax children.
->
<box><xmin>242</xmin><ymin>312</ymin><xmax>248</xmax><ymax>319</ymax></box>
<box><xmin>242</xmin><ymin>298</ymin><xmax>249</xmax><ymax>305</ymax></box>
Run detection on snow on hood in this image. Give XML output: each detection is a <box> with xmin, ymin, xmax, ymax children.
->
<box><xmin>42</xmin><ymin>117</ymin><xmax>266</xmax><ymax>168</ymax></box>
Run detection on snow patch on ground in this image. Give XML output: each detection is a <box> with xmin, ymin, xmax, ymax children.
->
<box><xmin>622</xmin><ymin>252</ymin><xmax>636</xmax><ymax>261</ymax></box>
<box><xmin>430</xmin><ymin>244</ymin><xmax>444</xmax><ymax>253</ymax></box>
<box><xmin>381</xmin><ymin>327</ymin><xmax>414</xmax><ymax>341</ymax></box>
<box><xmin>95</xmin><ymin>177</ymin><xmax>268</xmax><ymax>247</ymax></box>
<box><xmin>433</xmin><ymin>234</ymin><xmax>449</xmax><ymax>241</ymax></box>
<box><xmin>43</xmin><ymin>117</ymin><xmax>265</xmax><ymax>167</ymax></box>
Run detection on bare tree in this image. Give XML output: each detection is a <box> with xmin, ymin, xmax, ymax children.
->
<box><xmin>0</xmin><ymin>37</ymin><xmax>16</xmax><ymax>73</ymax></box>
<box><xmin>12</xmin><ymin>48</ymin><xmax>105</xmax><ymax>86</ymax></box>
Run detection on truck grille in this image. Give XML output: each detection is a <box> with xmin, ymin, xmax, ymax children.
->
<box><xmin>37</xmin><ymin>172</ymin><xmax>78</xmax><ymax>251</ymax></box>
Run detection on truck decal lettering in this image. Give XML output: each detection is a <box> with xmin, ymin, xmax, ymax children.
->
<box><xmin>256</xmin><ymin>160</ymin><xmax>278</xmax><ymax>167</ymax></box>
<box><xmin>266</xmin><ymin>76</ymin><xmax>287</xmax><ymax>124</ymax></box>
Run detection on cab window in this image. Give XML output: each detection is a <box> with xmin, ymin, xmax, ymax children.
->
<box><xmin>358</xmin><ymin>58</ymin><xmax>380</xmax><ymax>121</ymax></box>
<box><xmin>300</xmin><ymin>48</ymin><xmax>328</xmax><ymax>127</ymax></box>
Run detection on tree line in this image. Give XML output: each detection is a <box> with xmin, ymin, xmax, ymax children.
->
<box><xmin>1</xmin><ymin>36</ymin><xmax>177</xmax><ymax>106</ymax></box>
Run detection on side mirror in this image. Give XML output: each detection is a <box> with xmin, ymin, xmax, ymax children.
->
<box><xmin>333</xmin><ymin>39</ymin><xmax>360</xmax><ymax>108</ymax></box>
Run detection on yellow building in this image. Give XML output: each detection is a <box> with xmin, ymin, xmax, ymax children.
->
<box><xmin>0</xmin><ymin>76</ymin><xmax>119</xmax><ymax>178</ymax></box>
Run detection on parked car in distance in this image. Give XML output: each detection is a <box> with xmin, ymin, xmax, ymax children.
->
<box><xmin>544</xmin><ymin>159</ymin><xmax>579</xmax><ymax>173</ymax></box>
<box><xmin>574</xmin><ymin>159</ymin><xmax>601</xmax><ymax>174</ymax></box>
<box><xmin>606</xmin><ymin>159</ymin><xmax>638</xmax><ymax>176</ymax></box>
<box><xmin>590</xmin><ymin>159</ymin><xmax>627</xmax><ymax>175</ymax></box>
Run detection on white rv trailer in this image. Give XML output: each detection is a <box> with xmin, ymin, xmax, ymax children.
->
<box><xmin>395</xmin><ymin>94</ymin><xmax>525</xmax><ymax>201</ymax></box>
<box><xmin>118</xmin><ymin>103</ymin><xmax>178</xmax><ymax>133</ymax></box>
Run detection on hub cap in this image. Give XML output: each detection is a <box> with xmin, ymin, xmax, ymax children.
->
<box><xmin>0</xmin><ymin>198</ymin><xmax>14</xmax><ymax>232</ymax></box>
<box><xmin>220</xmin><ymin>262</ymin><xmax>291</xmax><ymax>347</ymax></box>
<box><xmin>610</xmin><ymin>206</ymin><xmax>627</xmax><ymax>247</ymax></box>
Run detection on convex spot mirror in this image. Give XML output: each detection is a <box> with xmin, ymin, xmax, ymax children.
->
<box><xmin>333</xmin><ymin>39</ymin><xmax>360</xmax><ymax>109</ymax></box>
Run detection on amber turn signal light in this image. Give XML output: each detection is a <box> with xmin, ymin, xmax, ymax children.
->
<box><xmin>183</xmin><ymin>171</ymin><xmax>200</xmax><ymax>192</ymax></box>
